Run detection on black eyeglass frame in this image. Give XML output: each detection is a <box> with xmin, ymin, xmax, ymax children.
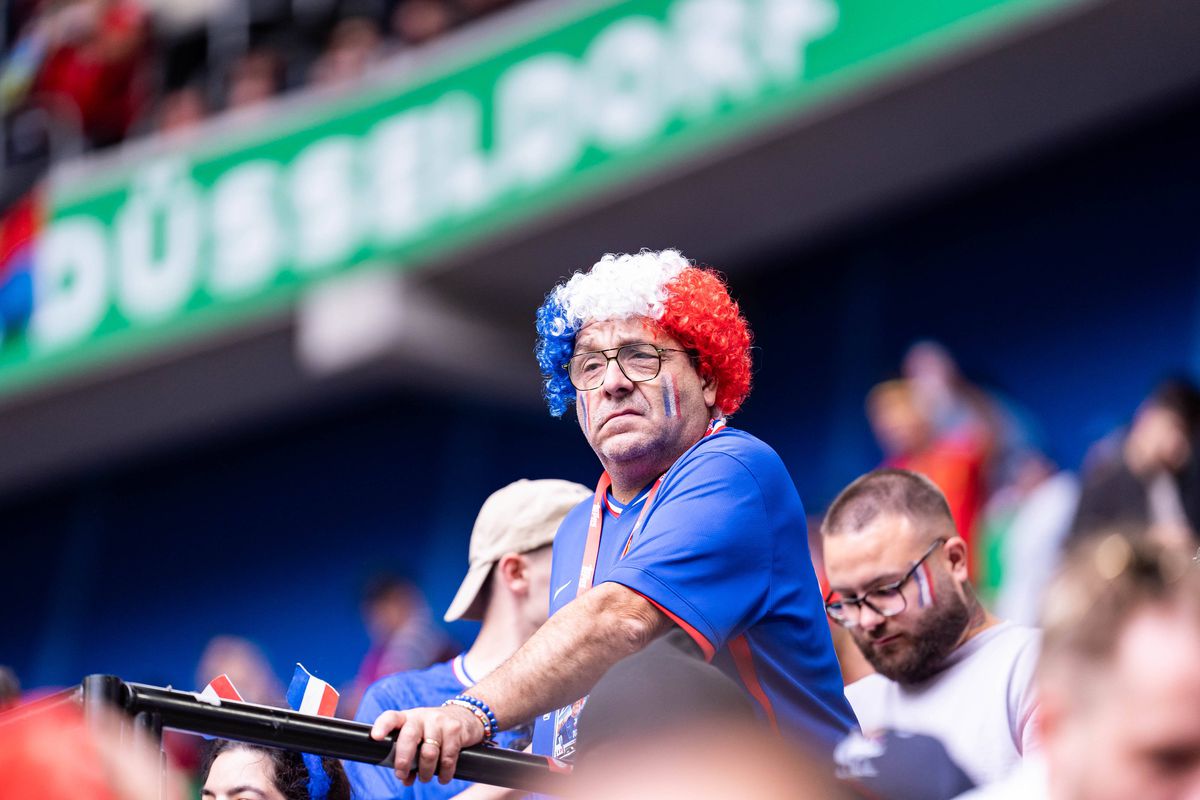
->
<box><xmin>565</xmin><ymin>343</ymin><xmax>692</xmax><ymax>392</ymax></box>
<box><xmin>824</xmin><ymin>537</ymin><xmax>947</xmax><ymax>628</ymax></box>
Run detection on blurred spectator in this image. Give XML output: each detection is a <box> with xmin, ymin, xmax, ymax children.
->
<box><xmin>185</xmin><ymin>636</ymin><xmax>288</xmax><ymax>786</ymax></box>
<box><xmin>349</xmin><ymin>574</ymin><xmax>456</xmax><ymax>715</ymax></box>
<box><xmin>202</xmin><ymin>739</ymin><xmax>351</xmax><ymax>800</ymax></box>
<box><xmin>456</xmin><ymin>0</ymin><xmax>514</xmax><ymax>15</ymax></box>
<box><xmin>0</xmin><ymin>701</ymin><xmax>188</xmax><ymax>799</ymax></box>
<box><xmin>575</xmin><ymin>630</ymin><xmax>757</xmax><ymax>760</ymax></box>
<box><xmin>1069</xmin><ymin>378</ymin><xmax>1200</xmax><ymax>546</ymax></box>
<box><xmin>822</xmin><ymin>469</ymin><xmax>1039</xmax><ymax>789</ymax></box>
<box><xmin>2</xmin><ymin>0</ymin><xmax>524</xmax><ymax>162</ymax></box>
<box><xmin>32</xmin><ymin>0</ymin><xmax>151</xmax><ymax>148</ymax></box>
<box><xmin>348</xmin><ymin>478</ymin><xmax>589</xmax><ymax>799</ymax></box>
<box><xmin>196</xmin><ymin>635</ymin><xmax>286</xmax><ymax>706</ymax></box>
<box><xmin>390</xmin><ymin>0</ymin><xmax>457</xmax><ymax>47</ymax></box>
<box><xmin>902</xmin><ymin>341</ymin><xmax>1035</xmax><ymax>489</ymax></box>
<box><xmin>573</xmin><ymin>719</ymin><xmax>854</xmax><ymax>800</ymax></box>
<box><xmin>867</xmin><ymin>378</ymin><xmax>987</xmax><ymax>559</ymax></box>
<box><xmin>0</xmin><ymin>665</ymin><xmax>20</xmax><ymax>710</ymax></box>
<box><xmin>836</xmin><ymin>730</ymin><xmax>976</xmax><ymax>800</ymax></box>
<box><xmin>155</xmin><ymin>82</ymin><xmax>208</xmax><ymax>133</ymax></box>
<box><xmin>903</xmin><ymin>342</ymin><xmax>990</xmax><ymax>441</ymax></box>
<box><xmin>959</xmin><ymin>533</ymin><xmax>1200</xmax><ymax>799</ymax></box>
<box><xmin>310</xmin><ymin>15</ymin><xmax>383</xmax><ymax>86</ymax></box>
<box><xmin>225</xmin><ymin>48</ymin><xmax>285</xmax><ymax>110</ymax></box>
<box><xmin>978</xmin><ymin>453</ymin><xmax>1079</xmax><ymax>625</ymax></box>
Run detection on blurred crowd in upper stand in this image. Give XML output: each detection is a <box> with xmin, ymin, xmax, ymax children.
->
<box><xmin>859</xmin><ymin>341</ymin><xmax>1200</xmax><ymax>626</ymax></box>
<box><xmin>0</xmin><ymin>0</ymin><xmax>520</xmax><ymax>210</ymax></box>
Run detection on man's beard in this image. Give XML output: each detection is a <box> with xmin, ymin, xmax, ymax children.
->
<box><xmin>857</xmin><ymin>590</ymin><xmax>971</xmax><ymax>685</ymax></box>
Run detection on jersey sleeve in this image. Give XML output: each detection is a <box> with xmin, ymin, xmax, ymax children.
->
<box><xmin>603</xmin><ymin>450</ymin><xmax>773</xmax><ymax>656</ymax></box>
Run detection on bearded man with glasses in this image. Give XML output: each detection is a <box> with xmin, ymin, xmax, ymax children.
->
<box><xmin>822</xmin><ymin>468</ymin><xmax>1041</xmax><ymax>791</ymax></box>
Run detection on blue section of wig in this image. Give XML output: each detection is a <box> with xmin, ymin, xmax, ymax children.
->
<box><xmin>535</xmin><ymin>293</ymin><xmax>579</xmax><ymax>417</ymax></box>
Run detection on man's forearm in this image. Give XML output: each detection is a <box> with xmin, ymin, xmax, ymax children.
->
<box><xmin>469</xmin><ymin>582</ymin><xmax>670</xmax><ymax>729</ymax></box>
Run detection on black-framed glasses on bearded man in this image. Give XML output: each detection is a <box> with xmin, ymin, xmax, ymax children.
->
<box><xmin>824</xmin><ymin>538</ymin><xmax>947</xmax><ymax>628</ymax></box>
<box><xmin>566</xmin><ymin>343</ymin><xmax>692</xmax><ymax>391</ymax></box>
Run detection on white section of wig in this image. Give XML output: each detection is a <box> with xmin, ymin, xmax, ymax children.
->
<box><xmin>552</xmin><ymin>249</ymin><xmax>690</xmax><ymax>330</ymax></box>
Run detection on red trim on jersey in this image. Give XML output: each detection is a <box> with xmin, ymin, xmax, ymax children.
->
<box><xmin>729</xmin><ymin>634</ymin><xmax>780</xmax><ymax>733</ymax></box>
<box><xmin>603</xmin><ymin>493</ymin><xmax>623</xmax><ymax>516</ymax></box>
<box><xmin>633</xmin><ymin>591</ymin><xmax>716</xmax><ymax>662</ymax></box>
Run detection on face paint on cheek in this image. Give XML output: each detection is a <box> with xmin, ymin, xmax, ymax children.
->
<box><xmin>661</xmin><ymin>373</ymin><xmax>679</xmax><ymax>418</ymax></box>
<box><xmin>914</xmin><ymin>562</ymin><xmax>937</xmax><ymax>608</ymax></box>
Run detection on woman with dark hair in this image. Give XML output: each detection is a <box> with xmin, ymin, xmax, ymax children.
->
<box><xmin>201</xmin><ymin>739</ymin><xmax>351</xmax><ymax>800</ymax></box>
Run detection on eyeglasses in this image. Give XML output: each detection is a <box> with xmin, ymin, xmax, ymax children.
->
<box><xmin>565</xmin><ymin>343</ymin><xmax>691</xmax><ymax>392</ymax></box>
<box><xmin>825</xmin><ymin>538</ymin><xmax>946</xmax><ymax>628</ymax></box>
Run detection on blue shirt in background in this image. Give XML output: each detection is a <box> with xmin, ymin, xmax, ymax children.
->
<box><xmin>346</xmin><ymin>654</ymin><xmax>533</xmax><ymax>800</ymax></box>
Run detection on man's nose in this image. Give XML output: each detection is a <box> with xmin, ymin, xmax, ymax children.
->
<box><xmin>602</xmin><ymin>357</ymin><xmax>633</xmax><ymax>395</ymax></box>
<box><xmin>858</xmin><ymin>603</ymin><xmax>888</xmax><ymax>632</ymax></box>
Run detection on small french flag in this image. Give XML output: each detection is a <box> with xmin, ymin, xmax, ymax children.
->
<box><xmin>287</xmin><ymin>663</ymin><xmax>339</xmax><ymax>718</ymax></box>
<box><xmin>199</xmin><ymin>673</ymin><xmax>244</xmax><ymax>703</ymax></box>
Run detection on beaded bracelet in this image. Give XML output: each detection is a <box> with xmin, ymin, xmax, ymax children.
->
<box><xmin>456</xmin><ymin>694</ymin><xmax>499</xmax><ymax>738</ymax></box>
<box><xmin>443</xmin><ymin>694</ymin><xmax>499</xmax><ymax>739</ymax></box>
<box><xmin>455</xmin><ymin>694</ymin><xmax>500</xmax><ymax>736</ymax></box>
<box><xmin>445</xmin><ymin>700</ymin><xmax>490</xmax><ymax>736</ymax></box>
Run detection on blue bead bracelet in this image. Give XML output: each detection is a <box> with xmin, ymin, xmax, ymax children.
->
<box><xmin>444</xmin><ymin>693</ymin><xmax>498</xmax><ymax>739</ymax></box>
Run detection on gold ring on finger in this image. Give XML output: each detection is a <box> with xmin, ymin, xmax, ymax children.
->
<box><xmin>422</xmin><ymin>738</ymin><xmax>442</xmax><ymax>749</ymax></box>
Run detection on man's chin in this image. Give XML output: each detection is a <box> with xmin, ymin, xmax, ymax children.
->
<box><xmin>863</xmin><ymin>647</ymin><xmax>945</xmax><ymax>684</ymax></box>
<box><xmin>860</xmin><ymin>637</ymin><xmax>917</xmax><ymax>681</ymax></box>
<box><xmin>597</xmin><ymin>431</ymin><xmax>657</xmax><ymax>464</ymax></box>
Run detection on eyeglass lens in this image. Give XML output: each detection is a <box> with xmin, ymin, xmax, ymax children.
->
<box><xmin>569</xmin><ymin>344</ymin><xmax>662</xmax><ymax>390</ymax></box>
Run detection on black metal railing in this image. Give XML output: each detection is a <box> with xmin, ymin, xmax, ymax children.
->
<box><xmin>71</xmin><ymin>674</ymin><xmax>569</xmax><ymax>794</ymax></box>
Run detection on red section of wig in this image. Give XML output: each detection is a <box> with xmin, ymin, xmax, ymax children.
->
<box><xmin>658</xmin><ymin>267</ymin><xmax>753</xmax><ymax>415</ymax></box>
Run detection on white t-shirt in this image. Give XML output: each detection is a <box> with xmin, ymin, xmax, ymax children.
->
<box><xmin>954</xmin><ymin>756</ymin><xmax>1049</xmax><ymax>800</ymax></box>
<box><xmin>845</xmin><ymin>621</ymin><xmax>1041</xmax><ymax>787</ymax></box>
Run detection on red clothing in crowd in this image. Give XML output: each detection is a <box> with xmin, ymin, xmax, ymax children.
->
<box><xmin>888</xmin><ymin>435</ymin><xmax>987</xmax><ymax>562</ymax></box>
<box><xmin>35</xmin><ymin>1</ymin><xmax>148</xmax><ymax>146</ymax></box>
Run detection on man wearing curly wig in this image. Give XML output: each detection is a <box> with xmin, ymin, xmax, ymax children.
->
<box><xmin>372</xmin><ymin>250</ymin><xmax>857</xmax><ymax>786</ymax></box>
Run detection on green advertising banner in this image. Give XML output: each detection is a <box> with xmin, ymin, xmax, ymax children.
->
<box><xmin>8</xmin><ymin>0</ymin><xmax>1077</xmax><ymax>394</ymax></box>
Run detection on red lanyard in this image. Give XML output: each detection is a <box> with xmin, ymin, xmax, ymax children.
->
<box><xmin>575</xmin><ymin>418</ymin><xmax>727</xmax><ymax>597</ymax></box>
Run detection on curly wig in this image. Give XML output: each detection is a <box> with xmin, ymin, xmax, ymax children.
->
<box><xmin>535</xmin><ymin>250</ymin><xmax>752</xmax><ymax>417</ymax></box>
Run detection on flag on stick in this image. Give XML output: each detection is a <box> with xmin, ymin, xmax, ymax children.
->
<box><xmin>199</xmin><ymin>673</ymin><xmax>244</xmax><ymax>703</ymax></box>
<box><xmin>286</xmin><ymin>663</ymin><xmax>339</xmax><ymax>717</ymax></box>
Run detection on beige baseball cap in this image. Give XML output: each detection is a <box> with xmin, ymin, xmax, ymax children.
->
<box><xmin>444</xmin><ymin>478</ymin><xmax>591</xmax><ymax>622</ymax></box>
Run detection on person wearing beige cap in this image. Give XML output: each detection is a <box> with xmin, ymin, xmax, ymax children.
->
<box><xmin>345</xmin><ymin>478</ymin><xmax>590</xmax><ymax>800</ymax></box>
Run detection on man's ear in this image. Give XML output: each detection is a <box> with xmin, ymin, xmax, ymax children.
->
<box><xmin>496</xmin><ymin>553</ymin><xmax>529</xmax><ymax>596</ymax></box>
<box><xmin>702</xmin><ymin>372</ymin><xmax>718</xmax><ymax>410</ymax></box>
<box><xmin>943</xmin><ymin>535</ymin><xmax>970</xmax><ymax>583</ymax></box>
